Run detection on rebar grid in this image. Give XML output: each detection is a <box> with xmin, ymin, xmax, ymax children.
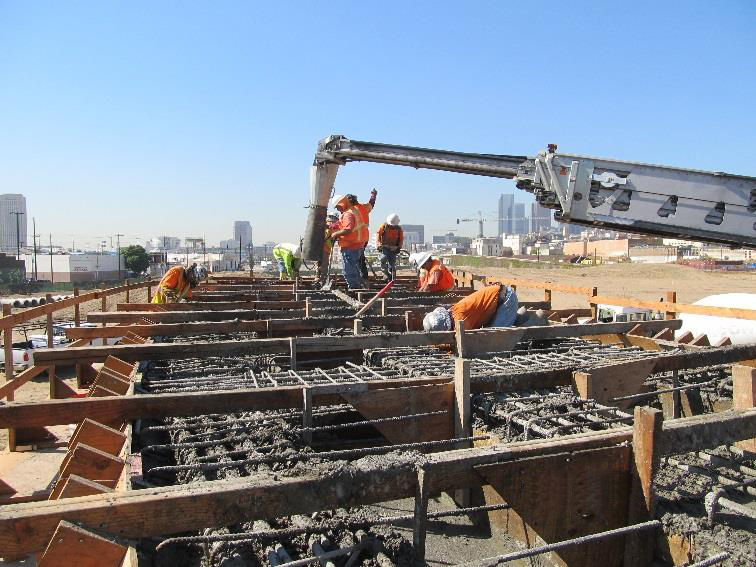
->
<box><xmin>471</xmin><ymin>390</ymin><xmax>632</xmax><ymax>442</ymax></box>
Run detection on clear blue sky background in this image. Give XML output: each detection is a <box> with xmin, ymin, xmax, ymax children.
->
<box><xmin>1</xmin><ymin>1</ymin><xmax>754</xmax><ymax>249</ymax></box>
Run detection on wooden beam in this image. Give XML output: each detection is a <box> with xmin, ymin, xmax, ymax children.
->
<box><xmin>66</xmin><ymin>320</ymin><xmax>269</xmax><ymax>339</ymax></box>
<box><xmin>658</xmin><ymin>408</ymin><xmax>756</xmax><ymax>455</ymax></box>
<box><xmin>624</xmin><ymin>407</ymin><xmax>663</xmax><ymax>566</ymax></box>
<box><xmin>51</xmin><ymin>475</ymin><xmax>113</xmax><ymax>500</ymax></box>
<box><xmin>37</xmin><ymin>319</ymin><xmax>685</xmax><ymax>365</ymax></box>
<box><xmin>572</xmin><ymin>358</ymin><xmax>656</xmax><ymax>408</ymax></box>
<box><xmin>0</xmin><ymin>364</ymin><xmax>50</xmax><ymax>400</ymax></box>
<box><xmin>591</xmin><ymin>293</ymin><xmax>756</xmax><ymax>321</ymax></box>
<box><xmin>87</xmin><ymin>310</ymin><xmax>259</xmax><ymax>324</ymax></box>
<box><xmin>0</xmin><ymin>379</ymin><xmax>449</xmax><ymax>428</ymax></box>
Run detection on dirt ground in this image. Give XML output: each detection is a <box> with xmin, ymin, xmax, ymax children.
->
<box><xmin>457</xmin><ymin>263</ymin><xmax>756</xmax><ymax>310</ymax></box>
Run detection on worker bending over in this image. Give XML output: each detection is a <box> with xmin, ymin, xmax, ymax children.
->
<box><xmin>348</xmin><ymin>190</ymin><xmax>377</xmax><ymax>281</ymax></box>
<box><xmin>412</xmin><ymin>252</ymin><xmax>455</xmax><ymax>292</ymax></box>
<box><xmin>330</xmin><ymin>193</ymin><xmax>369</xmax><ymax>289</ymax></box>
<box><xmin>422</xmin><ymin>283</ymin><xmax>519</xmax><ymax>331</ymax></box>
<box><xmin>272</xmin><ymin>243</ymin><xmax>302</xmax><ymax>280</ymax></box>
<box><xmin>376</xmin><ymin>214</ymin><xmax>403</xmax><ymax>281</ymax></box>
<box><xmin>152</xmin><ymin>263</ymin><xmax>198</xmax><ymax>304</ymax></box>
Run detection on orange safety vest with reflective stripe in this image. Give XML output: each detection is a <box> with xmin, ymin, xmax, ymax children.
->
<box><xmin>352</xmin><ymin>203</ymin><xmax>372</xmax><ymax>245</ymax></box>
<box><xmin>337</xmin><ymin>209</ymin><xmax>365</xmax><ymax>250</ymax></box>
<box><xmin>418</xmin><ymin>260</ymin><xmax>455</xmax><ymax>292</ymax></box>
<box><xmin>377</xmin><ymin>224</ymin><xmax>403</xmax><ymax>249</ymax></box>
<box><xmin>152</xmin><ymin>266</ymin><xmax>193</xmax><ymax>304</ymax></box>
<box><xmin>449</xmin><ymin>284</ymin><xmax>501</xmax><ymax>330</ymax></box>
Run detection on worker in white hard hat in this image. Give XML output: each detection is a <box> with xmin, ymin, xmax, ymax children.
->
<box><xmin>272</xmin><ymin>243</ymin><xmax>302</xmax><ymax>280</ymax></box>
<box><xmin>376</xmin><ymin>214</ymin><xmax>403</xmax><ymax>281</ymax></box>
<box><xmin>413</xmin><ymin>252</ymin><xmax>454</xmax><ymax>292</ymax></box>
<box><xmin>422</xmin><ymin>283</ymin><xmax>519</xmax><ymax>331</ymax></box>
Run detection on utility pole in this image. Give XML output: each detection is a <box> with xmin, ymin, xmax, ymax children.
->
<box><xmin>115</xmin><ymin>233</ymin><xmax>124</xmax><ymax>280</ymax></box>
<box><xmin>9</xmin><ymin>211</ymin><xmax>24</xmax><ymax>261</ymax></box>
<box><xmin>49</xmin><ymin>234</ymin><xmax>53</xmax><ymax>283</ymax></box>
<box><xmin>32</xmin><ymin>217</ymin><xmax>39</xmax><ymax>281</ymax></box>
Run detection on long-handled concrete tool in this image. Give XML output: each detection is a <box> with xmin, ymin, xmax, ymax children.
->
<box><xmin>354</xmin><ymin>279</ymin><xmax>394</xmax><ymax>317</ymax></box>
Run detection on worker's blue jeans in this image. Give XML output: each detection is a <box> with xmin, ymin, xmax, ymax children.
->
<box><xmin>379</xmin><ymin>248</ymin><xmax>398</xmax><ymax>280</ymax></box>
<box><xmin>276</xmin><ymin>259</ymin><xmax>286</xmax><ymax>280</ymax></box>
<box><xmin>341</xmin><ymin>248</ymin><xmax>363</xmax><ymax>289</ymax></box>
<box><xmin>485</xmin><ymin>288</ymin><xmax>519</xmax><ymax>328</ymax></box>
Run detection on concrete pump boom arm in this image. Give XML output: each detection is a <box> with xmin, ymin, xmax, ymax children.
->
<box><xmin>303</xmin><ymin>135</ymin><xmax>755</xmax><ymax>260</ymax></box>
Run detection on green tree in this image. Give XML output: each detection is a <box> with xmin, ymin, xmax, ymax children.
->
<box><xmin>121</xmin><ymin>245</ymin><xmax>150</xmax><ymax>274</ymax></box>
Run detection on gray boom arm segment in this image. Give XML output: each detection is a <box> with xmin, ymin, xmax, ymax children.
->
<box><xmin>303</xmin><ymin>134</ymin><xmax>755</xmax><ymax>260</ymax></box>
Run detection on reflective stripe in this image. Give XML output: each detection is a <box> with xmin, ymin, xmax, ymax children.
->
<box><xmin>338</xmin><ymin>209</ymin><xmax>367</xmax><ymax>249</ymax></box>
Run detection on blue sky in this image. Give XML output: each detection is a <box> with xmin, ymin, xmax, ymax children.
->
<box><xmin>1</xmin><ymin>1</ymin><xmax>754</xmax><ymax>249</ymax></box>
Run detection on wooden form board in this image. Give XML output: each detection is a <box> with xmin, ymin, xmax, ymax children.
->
<box><xmin>476</xmin><ymin>446</ymin><xmax>631</xmax><ymax>567</ymax></box>
<box><xmin>2</xmin><ymin>409</ymin><xmax>753</xmax><ymax>557</ymax></box>
<box><xmin>35</xmin><ymin>319</ymin><xmax>685</xmax><ymax>365</ymax></box>
<box><xmin>36</xmin><ymin>520</ymin><xmax>128</xmax><ymax>567</ymax></box>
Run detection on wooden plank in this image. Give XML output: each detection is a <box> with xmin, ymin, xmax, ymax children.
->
<box><xmin>51</xmin><ymin>475</ymin><xmax>113</xmax><ymax>500</ymax></box>
<box><xmin>66</xmin><ymin>320</ymin><xmax>269</xmax><ymax>339</ymax></box>
<box><xmin>476</xmin><ymin>446</ymin><xmax>632</xmax><ymax>567</ymax></box>
<box><xmin>68</xmin><ymin>419</ymin><xmax>127</xmax><ymax>457</ymax></box>
<box><xmin>658</xmin><ymin>408</ymin><xmax>756</xmax><ymax>455</ymax></box>
<box><xmin>58</xmin><ymin>443</ymin><xmax>125</xmax><ymax>487</ymax></box>
<box><xmin>87</xmin><ymin>310</ymin><xmax>259</xmax><ymax>324</ymax></box>
<box><xmin>34</xmin><ymin>319</ymin><xmax>685</xmax><ymax>364</ymax></box>
<box><xmin>116</xmin><ymin>301</ymin><xmax>266</xmax><ymax>311</ymax></box>
<box><xmin>591</xmin><ymin>294</ymin><xmax>756</xmax><ymax>321</ymax></box>
<box><xmin>481</xmin><ymin>274</ymin><xmax>595</xmax><ymax>295</ymax></box>
<box><xmin>342</xmin><ymin>383</ymin><xmax>454</xmax><ymax>444</ymax></box>
<box><xmin>0</xmin><ymin>364</ymin><xmax>50</xmax><ymax>400</ymax></box>
<box><xmin>102</xmin><ymin>356</ymin><xmax>135</xmax><ymax>380</ymax></box>
<box><xmin>572</xmin><ymin>358</ymin><xmax>656</xmax><ymax>408</ymax></box>
<box><xmin>90</xmin><ymin>370</ymin><xmax>130</xmax><ymax>396</ymax></box>
<box><xmin>624</xmin><ymin>407</ymin><xmax>663</xmax><ymax>566</ymax></box>
<box><xmin>733</xmin><ymin>365</ymin><xmax>756</xmax><ymax>452</ymax></box>
<box><xmin>0</xmin><ymin>378</ymin><xmax>449</xmax><ymax>428</ymax></box>
<box><xmin>37</xmin><ymin>520</ymin><xmax>127</xmax><ymax>567</ymax></box>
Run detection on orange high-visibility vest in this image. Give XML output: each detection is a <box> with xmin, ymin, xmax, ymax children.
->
<box><xmin>377</xmin><ymin>224</ymin><xmax>403</xmax><ymax>248</ymax></box>
<box><xmin>418</xmin><ymin>260</ymin><xmax>455</xmax><ymax>292</ymax></box>
<box><xmin>449</xmin><ymin>284</ymin><xmax>502</xmax><ymax>330</ymax></box>
<box><xmin>352</xmin><ymin>203</ymin><xmax>372</xmax><ymax>245</ymax></box>
<box><xmin>337</xmin><ymin>209</ymin><xmax>366</xmax><ymax>250</ymax></box>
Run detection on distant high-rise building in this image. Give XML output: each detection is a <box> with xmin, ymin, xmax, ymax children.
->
<box><xmin>401</xmin><ymin>224</ymin><xmax>425</xmax><ymax>249</ymax></box>
<box><xmin>0</xmin><ymin>194</ymin><xmax>27</xmax><ymax>254</ymax></box>
<box><xmin>530</xmin><ymin>202</ymin><xmax>552</xmax><ymax>233</ymax></box>
<box><xmin>513</xmin><ymin>203</ymin><xmax>527</xmax><ymax>234</ymax></box>
<box><xmin>233</xmin><ymin>221</ymin><xmax>253</xmax><ymax>247</ymax></box>
<box><xmin>498</xmin><ymin>194</ymin><xmax>514</xmax><ymax>236</ymax></box>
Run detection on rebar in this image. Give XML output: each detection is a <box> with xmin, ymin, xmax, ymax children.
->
<box><xmin>459</xmin><ymin>520</ymin><xmax>661</xmax><ymax>566</ymax></box>
<box><xmin>146</xmin><ymin>435</ymin><xmax>488</xmax><ymax>475</ymax></box>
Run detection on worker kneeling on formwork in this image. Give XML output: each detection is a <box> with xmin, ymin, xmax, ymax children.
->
<box><xmin>411</xmin><ymin>252</ymin><xmax>455</xmax><ymax>293</ymax></box>
<box><xmin>422</xmin><ymin>283</ymin><xmax>519</xmax><ymax>331</ymax></box>
<box><xmin>152</xmin><ymin>263</ymin><xmax>199</xmax><ymax>304</ymax></box>
<box><xmin>272</xmin><ymin>243</ymin><xmax>302</xmax><ymax>280</ymax></box>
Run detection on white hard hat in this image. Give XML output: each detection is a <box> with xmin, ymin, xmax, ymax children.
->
<box><xmin>330</xmin><ymin>194</ymin><xmax>346</xmax><ymax>209</ymax></box>
<box><xmin>423</xmin><ymin>307</ymin><xmax>452</xmax><ymax>331</ymax></box>
<box><xmin>415</xmin><ymin>252</ymin><xmax>433</xmax><ymax>269</ymax></box>
<box><xmin>386</xmin><ymin>213</ymin><xmax>400</xmax><ymax>226</ymax></box>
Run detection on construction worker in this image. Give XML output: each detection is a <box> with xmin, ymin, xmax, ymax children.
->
<box><xmin>422</xmin><ymin>283</ymin><xmax>519</xmax><ymax>331</ymax></box>
<box><xmin>413</xmin><ymin>252</ymin><xmax>455</xmax><ymax>293</ymax></box>
<box><xmin>152</xmin><ymin>263</ymin><xmax>198</xmax><ymax>304</ymax></box>
<box><xmin>272</xmin><ymin>243</ymin><xmax>302</xmax><ymax>280</ymax></box>
<box><xmin>376</xmin><ymin>214</ymin><xmax>403</xmax><ymax>281</ymax></box>
<box><xmin>329</xmin><ymin>194</ymin><xmax>366</xmax><ymax>289</ymax></box>
<box><xmin>318</xmin><ymin>213</ymin><xmax>340</xmax><ymax>281</ymax></box>
<box><xmin>348</xmin><ymin>189</ymin><xmax>377</xmax><ymax>281</ymax></box>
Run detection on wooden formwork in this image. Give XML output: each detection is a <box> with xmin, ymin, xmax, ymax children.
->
<box><xmin>2</xmin><ymin>272</ymin><xmax>755</xmax><ymax>565</ymax></box>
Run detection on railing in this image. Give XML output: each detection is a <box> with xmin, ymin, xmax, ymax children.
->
<box><xmin>1</xmin><ymin>279</ymin><xmax>159</xmax><ymax>404</ymax></box>
<box><xmin>449</xmin><ymin>268</ymin><xmax>756</xmax><ymax>322</ymax></box>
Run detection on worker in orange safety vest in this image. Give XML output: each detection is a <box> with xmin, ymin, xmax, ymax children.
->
<box><xmin>422</xmin><ymin>283</ymin><xmax>519</xmax><ymax>331</ymax></box>
<box><xmin>410</xmin><ymin>252</ymin><xmax>455</xmax><ymax>293</ymax></box>
<box><xmin>152</xmin><ymin>263</ymin><xmax>198</xmax><ymax>304</ymax></box>
<box><xmin>347</xmin><ymin>190</ymin><xmax>377</xmax><ymax>281</ymax></box>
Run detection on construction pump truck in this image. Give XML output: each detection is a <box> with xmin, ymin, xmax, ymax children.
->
<box><xmin>302</xmin><ymin>136</ymin><xmax>756</xmax><ymax>264</ymax></box>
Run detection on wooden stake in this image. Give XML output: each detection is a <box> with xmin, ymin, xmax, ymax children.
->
<box><xmin>302</xmin><ymin>387</ymin><xmax>312</xmax><ymax>445</ymax></box>
<box><xmin>733</xmin><ymin>364</ymin><xmax>756</xmax><ymax>452</ymax></box>
<box><xmin>454</xmin><ymin>320</ymin><xmax>467</xmax><ymax>358</ymax></box>
<box><xmin>73</xmin><ymin>287</ymin><xmax>81</xmax><ymax>327</ymax></box>
<box><xmin>412</xmin><ymin>466</ymin><xmax>431</xmax><ymax>563</ymax></box>
<box><xmin>2</xmin><ymin>304</ymin><xmax>15</xmax><ymax>451</ymax></box>
<box><xmin>101</xmin><ymin>295</ymin><xmax>107</xmax><ymax>328</ymax></box>
<box><xmin>353</xmin><ymin>319</ymin><xmax>363</xmax><ymax>335</ymax></box>
<box><xmin>665</xmin><ymin>291</ymin><xmax>677</xmax><ymax>320</ymax></box>
<box><xmin>624</xmin><ymin>406</ymin><xmax>663</xmax><ymax>566</ymax></box>
<box><xmin>454</xmin><ymin>358</ymin><xmax>471</xmax><ymax>507</ymax></box>
<box><xmin>289</xmin><ymin>337</ymin><xmax>297</xmax><ymax>371</ymax></box>
<box><xmin>305</xmin><ymin>297</ymin><xmax>311</xmax><ymax>317</ymax></box>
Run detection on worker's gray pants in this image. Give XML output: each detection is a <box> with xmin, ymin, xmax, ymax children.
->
<box><xmin>379</xmin><ymin>249</ymin><xmax>398</xmax><ymax>280</ymax></box>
